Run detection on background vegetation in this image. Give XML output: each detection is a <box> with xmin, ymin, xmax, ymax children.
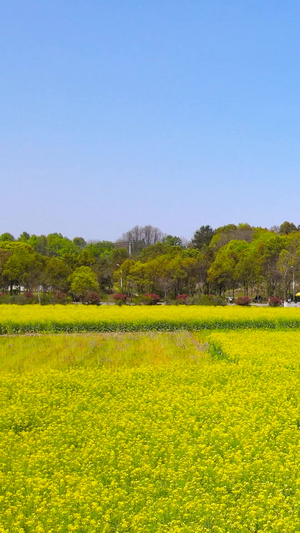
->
<box><xmin>1</xmin><ymin>221</ymin><xmax>300</xmax><ymax>304</ymax></box>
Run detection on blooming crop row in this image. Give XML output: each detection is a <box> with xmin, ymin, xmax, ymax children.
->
<box><xmin>2</xmin><ymin>304</ymin><xmax>300</xmax><ymax>333</ymax></box>
<box><xmin>1</xmin><ymin>331</ymin><xmax>300</xmax><ymax>531</ymax></box>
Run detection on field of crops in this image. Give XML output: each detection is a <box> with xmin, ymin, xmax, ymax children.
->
<box><xmin>1</xmin><ymin>330</ymin><xmax>300</xmax><ymax>532</ymax></box>
<box><xmin>1</xmin><ymin>304</ymin><xmax>300</xmax><ymax>333</ymax></box>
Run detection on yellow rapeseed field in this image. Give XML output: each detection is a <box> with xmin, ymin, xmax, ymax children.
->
<box><xmin>1</xmin><ymin>304</ymin><xmax>300</xmax><ymax>333</ymax></box>
<box><xmin>1</xmin><ymin>330</ymin><xmax>300</xmax><ymax>531</ymax></box>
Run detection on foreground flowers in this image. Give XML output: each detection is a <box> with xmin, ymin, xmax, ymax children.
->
<box><xmin>1</xmin><ymin>331</ymin><xmax>300</xmax><ymax>531</ymax></box>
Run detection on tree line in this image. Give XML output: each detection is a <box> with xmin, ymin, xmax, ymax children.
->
<box><xmin>0</xmin><ymin>221</ymin><xmax>300</xmax><ymax>303</ymax></box>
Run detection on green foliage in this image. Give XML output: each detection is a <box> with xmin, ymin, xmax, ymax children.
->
<box><xmin>2</xmin><ymin>246</ymin><xmax>44</xmax><ymax>291</ymax></box>
<box><xmin>73</xmin><ymin>236</ymin><xmax>86</xmax><ymax>248</ymax></box>
<box><xmin>279</xmin><ymin>221</ymin><xmax>297</xmax><ymax>234</ymax></box>
<box><xmin>18</xmin><ymin>231</ymin><xmax>30</xmax><ymax>242</ymax></box>
<box><xmin>1</xmin><ymin>224</ymin><xmax>300</xmax><ymax>304</ymax></box>
<box><xmin>85</xmin><ymin>240</ymin><xmax>115</xmax><ymax>258</ymax></box>
<box><xmin>77</xmin><ymin>249</ymin><xmax>96</xmax><ymax>266</ymax></box>
<box><xmin>0</xmin><ymin>292</ymin><xmax>39</xmax><ymax>305</ymax></box>
<box><xmin>43</xmin><ymin>257</ymin><xmax>72</xmax><ymax>292</ymax></box>
<box><xmin>69</xmin><ymin>266</ymin><xmax>99</xmax><ymax>301</ymax></box>
<box><xmin>191</xmin><ymin>225</ymin><xmax>215</xmax><ymax>249</ymax></box>
<box><xmin>0</xmin><ymin>232</ymin><xmax>15</xmax><ymax>242</ymax></box>
<box><xmin>215</xmin><ymin>223</ymin><xmax>237</xmax><ymax>234</ymax></box>
<box><xmin>208</xmin><ymin>240</ymin><xmax>247</xmax><ymax>292</ymax></box>
<box><xmin>46</xmin><ymin>233</ymin><xmax>79</xmax><ymax>257</ymax></box>
<box><xmin>164</xmin><ymin>235</ymin><xmax>182</xmax><ymax>246</ymax></box>
<box><xmin>39</xmin><ymin>291</ymin><xmax>71</xmax><ymax>305</ymax></box>
<box><xmin>189</xmin><ymin>294</ymin><xmax>227</xmax><ymax>306</ymax></box>
<box><xmin>28</xmin><ymin>234</ymin><xmax>48</xmax><ymax>255</ymax></box>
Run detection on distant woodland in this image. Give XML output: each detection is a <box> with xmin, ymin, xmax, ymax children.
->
<box><xmin>0</xmin><ymin>221</ymin><xmax>300</xmax><ymax>304</ymax></box>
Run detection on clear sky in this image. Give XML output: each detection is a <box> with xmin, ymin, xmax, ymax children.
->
<box><xmin>1</xmin><ymin>1</ymin><xmax>300</xmax><ymax>242</ymax></box>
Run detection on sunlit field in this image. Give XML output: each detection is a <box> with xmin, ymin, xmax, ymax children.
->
<box><xmin>1</xmin><ymin>304</ymin><xmax>300</xmax><ymax>333</ymax></box>
<box><xmin>1</xmin><ymin>331</ymin><xmax>300</xmax><ymax>532</ymax></box>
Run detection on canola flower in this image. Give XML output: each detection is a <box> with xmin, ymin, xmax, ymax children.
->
<box><xmin>1</xmin><ymin>304</ymin><xmax>300</xmax><ymax>333</ymax></box>
<box><xmin>1</xmin><ymin>331</ymin><xmax>300</xmax><ymax>531</ymax></box>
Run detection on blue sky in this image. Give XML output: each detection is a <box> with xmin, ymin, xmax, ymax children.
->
<box><xmin>1</xmin><ymin>1</ymin><xmax>300</xmax><ymax>241</ymax></box>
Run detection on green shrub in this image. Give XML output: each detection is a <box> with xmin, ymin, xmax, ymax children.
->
<box><xmin>189</xmin><ymin>295</ymin><xmax>227</xmax><ymax>306</ymax></box>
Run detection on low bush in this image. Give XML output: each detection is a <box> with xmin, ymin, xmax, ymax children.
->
<box><xmin>141</xmin><ymin>293</ymin><xmax>160</xmax><ymax>305</ymax></box>
<box><xmin>176</xmin><ymin>294</ymin><xmax>189</xmax><ymax>305</ymax></box>
<box><xmin>268</xmin><ymin>296</ymin><xmax>282</xmax><ymax>307</ymax></box>
<box><xmin>113</xmin><ymin>293</ymin><xmax>128</xmax><ymax>306</ymax></box>
<box><xmin>84</xmin><ymin>292</ymin><xmax>101</xmax><ymax>305</ymax></box>
<box><xmin>0</xmin><ymin>292</ymin><xmax>39</xmax><ymax>305</ymax></box>
<box><xmin>235</xmin><ymin>296</ymin><xmax>251</xmax><ymax>306</ymax></box>
<box><xmin>0</xmin><ymin>292</ymin><xmax>11</xmax><ymax>304</ymax></box>
<box><xmin>189</xmin><ymin>295</ymin><xmax>227</xmax><ymax>306</ymax></box>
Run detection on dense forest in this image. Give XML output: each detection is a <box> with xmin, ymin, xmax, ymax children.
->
<box><xmin>0</xmin><ymin>221</ymin><xmax>300</xmax><ymax>304</ymax></box>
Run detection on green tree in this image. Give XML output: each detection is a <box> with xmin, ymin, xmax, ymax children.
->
<box><xmin>208</xmin><ymin>240</ymin><xmax>248</xmax><ymax>296</ymax></box>
<box><xmin>164</xmin><ymin>235</ymin><xmax>182</xmax><ymax>246</ymax></box>
<box><xmin>43</xmin><ymin>257</ymin><xmax>72</xmax><ymax>293</ymax></box>
<box><xmin>279</xmin><ymin>221</ymin><xmax>297</xmax><ymax>235</ymax></box>
<box><xmin>0</xmin><ymin>249</ymin><xmax>13</xmax><ymax>290</ymax></box>
<box><xmin>18</xmin><ymin>231</ymin><xmax>30</xmax><ymax>242</ymax></box>
<box><xmin>114</xmin><ymin>259</ymin><xmax>135</xmax><ymax>293</ymax></box>
<box><xmin>77</xmin><ymin>249</ymin><xmax>96</xmax><ymax>267</ymax></box>
<box><xmin>2</xmin><ymin>246</ymin><xmax>44</xmax><ymax>293</ymax></box>
<box><xmin>262</xmin><ymin>235</ymin><xmax>287</xmax><ymax>296</ymax></box>
<box><xmin>182</xmin><ymin>248</ymin><xmax>210</xmax><ymax>295</ymax></box>
<box><xmin>140</xmin><ymin>242</ymin><xmax>179</xmax><ymax>261</ymax></box>
<box><xmin>210</xmin><ymin>224</ymin><xmax>253</xmax><ymax>252</ymax></box>
<box><xmin>191</xmin><ymin>226</ymin><xmax>215</xmax><ymax>249</ymax></box>
<box><xmin>28</xmin><ymin>235</ymin><xmax>48</xmax><ymax>255</ymax></box>
<box><xmin>46</xmin><ymin>233</ymin><xmax>78</xmax><ymax>257</ymax></box>
<box><xmin>127</xmin><ymin>261</ymin><xmax>151</xmax><ymax>294</ymax></box>
<box><xmin>234</xmin><ymin>241</ymin><xmax>263</xmax><ymax>296</ymax></box>
<box><xmin>73</xmin><ymin>237</ymin><xmax>87</xmax><ymax>249</ymax></box>
<box><xmin>0</xmin><ymin>233</ymin><xmax>15</xmax><ymax>242</ymax></box>
<box><xmin>69</xmin><ymin>266</ymin><xmax>99</xmax><ymax>301</ymax></box>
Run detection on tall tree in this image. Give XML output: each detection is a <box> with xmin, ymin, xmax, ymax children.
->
<box><xmin>118</xmin><ymin>225</ymin><xmax>165</xmax><ymax>255</ymax></box>
<box><xmin>69</xmin><ymin>266</ymin><xmax>99</xmax><ymax>301</ymax></box>
<box><xmin>43</xmin><ymin>257</ymin><xmax>72</xmax><ymax>293</ymax></box>
<box><xmin>191</xmin><ymin>226</ymin><xmax>215</xmax><ymax>249</ymax></box>
<box><xmin>279</xmin><ymin>221</ymin><xmax>297</xmax><ymax>235</ymax></box>
<box><xmin>0</xmin><ymin>233</ymin><xmax>15</xmax><ymax>242</ymax></box>
<box><xmin>2</xmin><ymin>246</ymin><xmax>44</xmax><ymax>292</ymax></box>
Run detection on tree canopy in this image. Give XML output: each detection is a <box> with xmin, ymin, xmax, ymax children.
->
<box><xmin>1</xmin><ymin>222</ymin><xmax>300</xmax><ymax>302</ymax></box>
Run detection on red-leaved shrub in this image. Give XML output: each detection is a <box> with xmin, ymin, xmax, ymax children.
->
<box><xmin>268</xmin><ymin>296</ymin><xmax>282</xmax><ymax>307</ymax></box>
<box><xmin>113</xmin><ymin>293</ymin><xmax>128</xmax><ymax>305</ymax></box>
<box><xmin>235</xmin><ymin>296</ymin><xmax>251</xmax><ymax>306</ymax></box>
<box><xmin>141</xmin><ymin>293</ymin><xmax>160</xmax><ymax>305</ymax></box>
<box><xmin>176</xmin><ymin>294</ymin><xmax>188</xmax><ymax>304</ymax></box>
